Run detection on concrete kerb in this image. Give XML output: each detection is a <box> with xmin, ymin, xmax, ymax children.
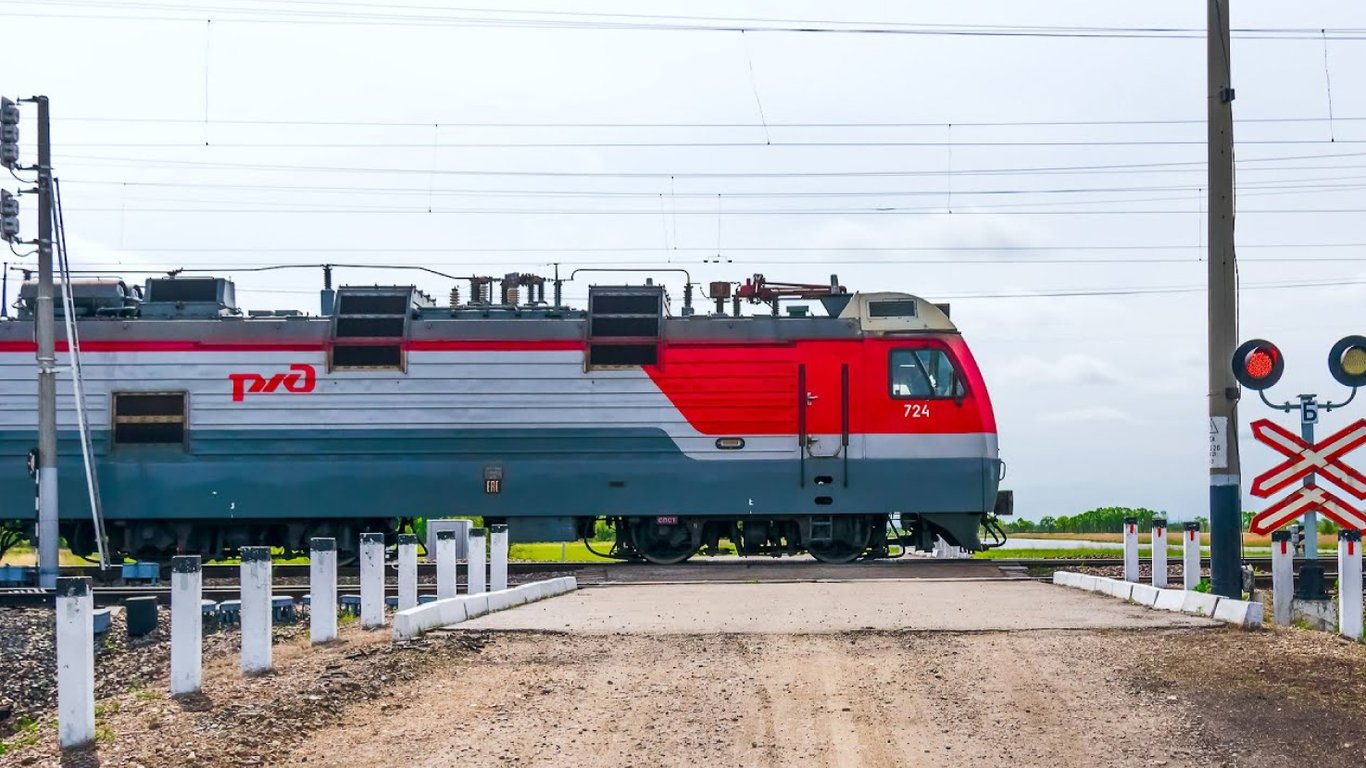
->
<box><xmin>1051</xmin><ymin>571</ymin><xmax>1259</xmax><ymax>627</ymax></box>
<box><xmin>1212</xmin><ymin>598</ymin><xmax>1264</xmax><ymax>628</ymax></box>
<box><xmin>1104</xmin><ymin>579</ymin><xmax>1134</xmax><ymax>601</ymax></box>
<box><xmin>392</xmin><ymin>577</ymin><xmax>579</xmax><ymax>640</ymax></box>
<box><xmin>1181</xmin><ymin>591</ymin><xmax>1221</xmax><ymax>617</ymax></box>
<box><xmin>1153</xmin><ymin>589</ymin><xmax>1187</xmax><ymax>612</ymax></box>
<box><xmin>1129</xmin><ymin>583</ymin><xmax>1161</xmax><ymax>607</ymax></box>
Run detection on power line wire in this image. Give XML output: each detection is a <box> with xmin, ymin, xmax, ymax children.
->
<box><xmin>45</xmin><ymin>115</ymin><xmax>1366</xmax><ymax>129</ymax></box>
<box><xmin>10</xmin><ymin>1</ymin><xmax>1366</xmax><ymax>41</ymax></box>
<box><xmin>56</xmin><ymin>148</ymin><xmax>1366</xmax><ymax>180</ymax></box>
<box><xmin>48</xmin><ymin>139</ymin><xmax>1366</xmax><ymax>149</ymax></box>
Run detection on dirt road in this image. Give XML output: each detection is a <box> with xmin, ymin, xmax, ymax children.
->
<box><xmin>289</xmin><ymin>626</ymin><xmax>1366</xmax><ymax>768</ymax></box>
<box><xmin>7</xmin><ymin>579</ymin><xmax>1366</xmax><ymax>767</ymax></box>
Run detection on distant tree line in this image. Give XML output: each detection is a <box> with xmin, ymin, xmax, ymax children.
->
<box><xmin>1005</xmin><ymin>506</ymin><xmax>1338</xmax><ymax>535</ymax></box>
<box><xmin>1003</xmin><ymin>507</ymin><xmax>1190</xmax><ymax>534</ymax></box>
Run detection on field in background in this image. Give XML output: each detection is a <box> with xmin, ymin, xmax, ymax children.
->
<box><xmin>974</xmin><ymin>547</ymin><xmax>1183</xmax><ymax>560</ymax></box>
<box><xmin>1023</xmin><ymin>531</ymin><xmax>1337</xmax><ymax>548</ymax></box>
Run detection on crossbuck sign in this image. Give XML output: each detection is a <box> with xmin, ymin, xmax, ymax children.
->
<box><xmin>1248</xmin><ymin>418</ymin><xmax>1366</xmax><ymax>534</ymax></box>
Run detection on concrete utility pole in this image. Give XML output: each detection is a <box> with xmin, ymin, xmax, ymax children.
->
<box><xmin>31</xmin><ymin>96</ymin><xmax>59</xmax><ymax>590</ymax></box>
<box><xmin>1207</xmin><ymin>1</ymin><xmax>1242</xmax><ymax>599</ymax></box>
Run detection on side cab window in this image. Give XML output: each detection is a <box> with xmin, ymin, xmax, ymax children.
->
<box><xmin>889</xmin><ymin>348</ymin><xmax>965</xmax><ymax>399</ymax></box>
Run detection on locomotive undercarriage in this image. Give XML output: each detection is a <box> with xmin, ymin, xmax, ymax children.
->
<box><xmin>58</xmin><ymin>517</ymin><xmax>399</xmax><ymax>563</ymax></box>
<box><xmin>601</xmin><ymin>513</ymin><xmax>983</xmax><ymax>565</ymax></box>
<box><xmin>43</xmin><ymin>512</ymin><xmax>990</xmax><ymax>566</ymax></box>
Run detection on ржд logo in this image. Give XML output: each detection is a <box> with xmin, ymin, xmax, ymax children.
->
<box><xmin>229</xmin><ymin>364</ymin><xmax>316</xmax><ymax>402</ymax></box>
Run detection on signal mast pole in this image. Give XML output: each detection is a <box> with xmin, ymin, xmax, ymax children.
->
<box><xmin>33</xmin><ymin>97</ymin><xmax>59</xmax><ymax>590</ymax></box>
<box><xmin>1207</xmin><ymin>1</ymin><xmax>1242</xmax><ymax>599</ymax></box>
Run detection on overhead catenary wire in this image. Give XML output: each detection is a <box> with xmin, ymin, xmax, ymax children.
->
<box><xmin>11</xmin><ymin>0</ymin><xmax>1366</xmax><ymax>41</ymax></box>
<box><xmin>50</xmin><ymin>264</ymin><xmax>1366</xmax><ymax>300</ymax></box>
<box><xmin>55</xmin><ymin>206</ymin><xmax>1366</xmax><ymax>215</ymax></box>
<box><xmin>46</xmin><ymin>139</ymin><xmax>1366</xmax><ymax>149</ymax></box>
<box><xmin>44</xmin><ymin>114</ymin><xmax>1366</xmax><ymax>129</ymax></box>
<box><xmin>57</xmin><ymin>147</ymin><xmax>1366</xmax><ymax>180</ymax></box>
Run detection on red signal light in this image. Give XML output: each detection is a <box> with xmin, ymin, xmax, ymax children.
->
<box><xmin>1244</xmin><ymin>348</ymin><xmax>1275</xmax><ymax>380</ymax></box>
<box><xmin>1232</xmin><ymin>339</ymin><xmax>1284</xmax><ymax>391</ymax></box>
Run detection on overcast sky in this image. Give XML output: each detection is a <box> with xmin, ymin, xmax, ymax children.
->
<box><xmin>5</xmin><ymin>1</ymin><xmax>1366</xmax><ymax>521</ymax></box>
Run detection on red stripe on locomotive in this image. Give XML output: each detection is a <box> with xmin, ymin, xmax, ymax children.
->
<box><xmin>647</xmin><ymin>336</ymin><xmax>994</xmax><ymax>436</ymax></box>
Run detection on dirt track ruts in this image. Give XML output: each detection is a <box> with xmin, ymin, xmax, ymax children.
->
<box><xmin>289</xmin><ymin>628</ymin><xmax>1240</xmax><ymax>767</ymax></box>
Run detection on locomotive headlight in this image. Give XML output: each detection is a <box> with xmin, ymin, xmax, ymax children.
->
<box><xmin>1328</xmin><ymin>334</ymin><xmax>1366</xmax><ymax>388</ymax></box>
<box><xmin>1231</xmin><ymin>338</ymin><xmax>1284</xmax><ymax>391</ymax></box>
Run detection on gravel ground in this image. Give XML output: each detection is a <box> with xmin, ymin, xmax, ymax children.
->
<box><xmin>0</xmin><ymin>605</ymin><xmax>310</xmax><ymax>746</ymax></box>
<box><xmin>1068</xmin><ymin>563</ymin><xmax>1192</xmax><ymax>583</ymax></box>
<box><xmin>6</xmin><ymin>575</ymin><xmax>1366</xmax><ymax>767</ymax></box>
<box><xmin>288</xmin><ymin>625</ymin><xmax>1366</xmax><ymax>768</ymax></box>
<box><xmin>0</xmin><ymin>607</ymin><xmax>484</xmax><ymax>767</ymax></box>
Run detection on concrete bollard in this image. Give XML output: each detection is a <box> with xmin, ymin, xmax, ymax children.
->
<box><xmin>56</xmin><ymin>577</ymin><xmax>95</xmax><ymax>749</ymax></box>
<box><xmin>360</xmin><ymin>532</ymin><xmax>385</xmax><ymax>629</ymax></box>
<box><xmin>310</xmin><ymin>537</ymin><xmax>338</xmax><ymax>644</ymax></box>
<box><xmin>435</xmin><ymin>530</ymin><xmax>458</xmax><ymax>600</ymax></box>
<box><xmin>398</xmin><ymin>533</ymin><xmax>418</xmax><ymax>611</ymax></box>
<box><xmin>240</xmin><ymin>546</ymin><xmax>273</xmax><ymax>675</ymax></box>
<box><xmin>170</xmin><ymin>555</ymin><xmax>203</xmax><ymax>695</ymax></box>
<box><xmin>1122</xmin><ymin>516</ymin><xmax>1139</xmax><ymax>583</ymax></box>
<box><xmin>1339</xmin><ymin>530</ymin><xmax>1363</xmax><ymax>642</ymax></box>
<box><xmin>490</xmin><ymin>524</ymin><xmax>509</xmax><ymax>593</ymax></box>
<box><xmin>1183</xmin><ymin>521</ymin><xmax>1202</xmax><ymax>591</ymax></box>
<box><xmin>1151</xmin><ymin>517</ymin><xmax>1168</xmax><ymax>588</ymax></box>
<box><xmin>467</xmin><ymin>527</ymin><xmax>487</xmax><ymax>594</ymax></box>
<box><xmin>1270</xmin><ymin>530</ymin><xmax>1294</xmax><ymax>626</ymax></box>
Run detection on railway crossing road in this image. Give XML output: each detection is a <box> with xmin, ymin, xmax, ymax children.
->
<box><xmin>455</xmin><ymin>579</ymin><xmax>1214</xmax><ymax>634</ymax></box>
<box><xmin>288</xmin><ymin>574</ymin><xmax>1357</xmax><ymax>768</ymax></box>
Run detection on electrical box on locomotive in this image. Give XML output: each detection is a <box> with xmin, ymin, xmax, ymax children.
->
<box><xmin>0</xmin><ymin>270</ymin><xmax>1010</xmax><ymax>564</ymax></box>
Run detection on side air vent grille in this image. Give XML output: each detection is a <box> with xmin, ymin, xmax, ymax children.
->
<box><xmin>585</xmin><ymin>286</ymin><xmax>665</xmax><ymax>369</ymax></box>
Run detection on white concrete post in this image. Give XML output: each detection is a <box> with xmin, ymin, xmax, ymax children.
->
<box><xmin>360</xmin><ymin>532</ymin><xmax>385</xmax><ymax>628</ymax></box>
<box><xmin>240</xmin><ymin>546</ymin><xmax>272</xmax><ymax>675</ymax></box>
<box><xmin>1339</xmin><ymin>530</ymin><xmax>1363</xmax><ymax>642</ymax></box>
<box><xmin>170</xmin><ymin>555</ymin><xmax>202</xmax><ymax>695</ymax></box>
<box><xmin>490</xmin><ymin>524</ymin><xmax>509</xmax><ymax>592</ymax></box>
<box><xmin>397</xmin><ymin>533</ymin><xmax>418</xmax><ymax>610</ymax></box>
<box><xmin>56</xmin><ymin>576</ymin><xmax>95</xmax><ymax>749</ymax></box>
<box><xmin>1150</xmin><ymin>518</ymin><xmax>1168</xmax><ymax>588</ymax></box>
<box><xmin>1270</xmin><ymin>530</ymin><xmax>1294</xmax><ymax>626</ymax></box>
<box><xmin>310</xmin><ymin>537</ymin><xmax>337</xmax><ymax>644</ymax></box>
<box><xmin>467</xmin><ymin>527</ymin><xmax>487</xmax><ymax>594</ymax></box>
<box><xmin>435</xmin><ymin>529</ymin><xmax>457</xmax><ymax>600</ymax></box>
<box><xmin>1122</xmin><ymin>516</ymin><xmax>1139</xmax><ymax>583</ymax></box>
<box><xmin>1183</xmin><ymin>522</ymin><xmax>1202</xmax><ymax>591</ymax></box>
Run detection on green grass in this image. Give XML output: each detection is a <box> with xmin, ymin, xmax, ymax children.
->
<box><xmin>510</xmin><ymin>541</ymin><xmax>615</xmax><ymax>562</ymax></box>
<box><xmin>1</xmin><ymin>545</ymin><xmax>95</xmax><ymax>566</ymax></box>
<box><xmin>0</xmin><ymin>716</ymin><xmax>40</xmax><ymax>756</ymax></box>
<box><xmin>509</xmin><ymin>540</ymin><xmax>741</xmax><ymax>562</ymax></box>
<box><xmin>974</xmin><ymin>546</ymin><xmax>1185</xmax><ymax>560</ymax></box>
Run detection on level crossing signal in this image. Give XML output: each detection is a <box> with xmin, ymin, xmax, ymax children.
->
<box><xmin>0</xmin><ymin>96</ymin><xmax>18</xmax><ymax>170</ymax></box>
<box><xmin>1232</xmin><ymin>339</ymin><xmax>1284</xmax><ymax>391</ymax></box>
<box><xmin>1239</xmin><ymin>336</ymin><xmax>1366</xmax><ymax>535</ymax></box>
<box><xmin>1329</xmin><ymin>335</ymin><xmax>1366</xmax><ymax>388</ymax></box>
<box><xmin>0</xmin><ymin>189</ymin><xmax>18</xmax><ymax>243</ymax></box>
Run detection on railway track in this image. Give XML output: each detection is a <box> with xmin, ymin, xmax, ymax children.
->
<box><xmin>0</xmin><ymin>556</ymin><xmax>1334</xmax><ymax>607</ymax></box>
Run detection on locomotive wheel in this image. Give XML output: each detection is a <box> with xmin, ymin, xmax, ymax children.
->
<box><xmin>629</xmin><ymin>518</ymin><xmax>698</xmax><ymax>565</ymax></box>
<box><xmin>806</xmin><ymin>516</ymin><xmax>872</xmax><ymax>564</ymax></box>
